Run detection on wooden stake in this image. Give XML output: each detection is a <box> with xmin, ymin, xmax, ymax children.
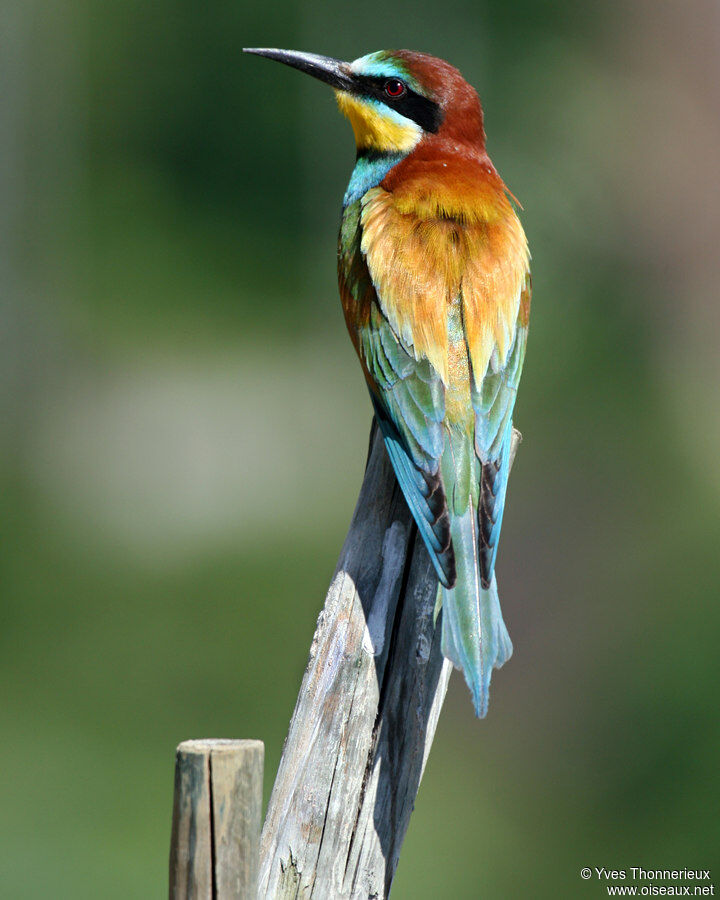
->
<box><xmin>169</xmin><ymin>739</ymin><xmax>264</xmax><ymax>899</ymax></box>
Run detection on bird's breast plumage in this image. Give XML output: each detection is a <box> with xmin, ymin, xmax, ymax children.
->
<box><xmin>338</xmin><ymin>151</ymin><xmax>530</xmax><ymax>420</ymax></box>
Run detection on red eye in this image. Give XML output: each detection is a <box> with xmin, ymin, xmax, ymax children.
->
<box><xmin>384</xmin><ymin>79</ymin><xmax>406</xmax><ymax>98</ymax></box>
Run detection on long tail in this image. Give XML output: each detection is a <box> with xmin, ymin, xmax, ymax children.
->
<box><xmin>440</xmin><ymin>506</ymin><xmax>513</xmax><ymax>718</ymax></box>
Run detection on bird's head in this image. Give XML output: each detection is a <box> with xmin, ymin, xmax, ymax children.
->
<box><xmin>243</xmin><ymin>48</ymin><xmax>486</xmax><ymax>156</ymax></box>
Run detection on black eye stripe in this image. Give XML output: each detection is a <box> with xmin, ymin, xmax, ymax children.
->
<box><xmin>356</xmin><ymin>74</ymin><xmax>443</xmax><ymax>133</ymax></box>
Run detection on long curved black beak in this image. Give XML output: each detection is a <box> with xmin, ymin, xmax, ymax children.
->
<box><xmin>243</xmin><ymin>48</ymin><xmax>356</xmax><ymax>93</ymax></box>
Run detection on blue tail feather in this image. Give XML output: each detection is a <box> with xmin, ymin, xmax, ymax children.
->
<box><xmin>440</xmin><ymin>506</ymin><xmax>513</xmax><ymax>717</ymax></box>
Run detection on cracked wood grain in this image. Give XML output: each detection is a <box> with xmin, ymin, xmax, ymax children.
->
<box><xmin>169</xmin><ymin>739</ymin><xmax>264</xmax><ymax>899</ymax></box>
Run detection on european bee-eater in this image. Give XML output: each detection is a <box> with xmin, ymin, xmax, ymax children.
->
<box><xmin>245</xmin><ymin>48</ymin><xmax>531</xmax><ymax>717</ymax></box>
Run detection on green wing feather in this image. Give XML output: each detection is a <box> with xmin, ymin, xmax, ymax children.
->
<box><xmin>361</xmin><ymin>305</ymin><xmax>455</xmax><ymax>587</ymax></box>
<box><xmin>472</xmin><ymin>277</ymin><xmax>530</xmax><ymax>586</ymax></box>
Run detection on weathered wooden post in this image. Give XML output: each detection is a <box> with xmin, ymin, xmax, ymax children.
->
<box><xmin>169</xmin><ymin>739</ymin><xmax>264</xmax><ymax>899</ymax></box>
<box><xmin>257</xmin><ymin>424</ymin><xmax>521</xmax><ymax>898</ymax></box>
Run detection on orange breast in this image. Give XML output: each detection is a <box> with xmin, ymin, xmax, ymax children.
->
<box><xmin>359</xmin><ymin>156</ymin><xmax>529</xmax><ymax>394</ymax></box>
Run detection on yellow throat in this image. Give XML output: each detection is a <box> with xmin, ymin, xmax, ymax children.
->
<box><xmin>335</xmin><ymin>91</ymin><xmax>422</xmax><ymax>153</ymax></box>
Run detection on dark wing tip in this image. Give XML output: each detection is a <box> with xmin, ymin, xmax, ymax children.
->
<box><xmin>420</xmin><ymin>468</ymin><xmax>456</xmax><ymax>587</ymax></box>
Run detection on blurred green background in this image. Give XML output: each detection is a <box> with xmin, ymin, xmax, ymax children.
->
<box><xmin>2</xmin><ymin>0</ymin><xmax>719</xmax><ymax>896</ymax></box>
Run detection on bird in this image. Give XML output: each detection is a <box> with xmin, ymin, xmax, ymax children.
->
<box><xmin>244</xmin><ymin>47</ymin><xmax>531</xmax><ymax>717</ymax></box>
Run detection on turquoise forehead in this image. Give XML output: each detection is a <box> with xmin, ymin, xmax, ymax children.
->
<box><xmin>349</xmin><ymin>51</ymin><xmax>424</xmax><ymax>93</ymax></box>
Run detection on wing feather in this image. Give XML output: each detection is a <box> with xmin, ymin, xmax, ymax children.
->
<box><xmin>472</xmin><ymin>277</ymin><xmax>531</xmax><ymax>585</ymax></box>
<box><xmin>358</xmin><ymin>306</ymin><xmax>455</xmax><ymax>586</ymax></box>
